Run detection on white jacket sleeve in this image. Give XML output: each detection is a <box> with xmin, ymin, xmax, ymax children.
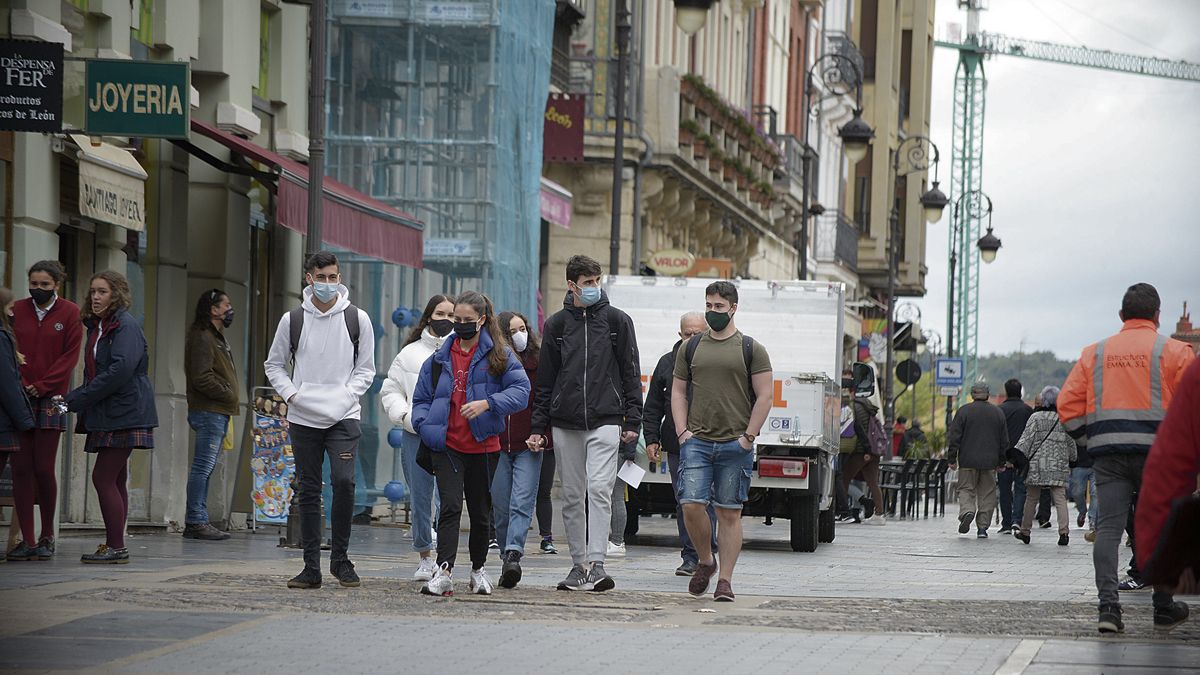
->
<box><xmin>380</xmin><ymin>352</ymin><xmax>411</xmax><ymax>427</ymax></box>
<box><xmin>264</xmin><ymin>313</ymin><xmax>297</xmax><ymax>402</ymax></box>
<box><xmin>346</xmin><ymin>309</ymin><xmax>376</xmax><ymax>400</ymax></box>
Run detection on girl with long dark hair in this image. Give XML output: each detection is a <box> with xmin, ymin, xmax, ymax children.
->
<box><xmin>411</xmin><ymin>291</ymin><xmax>529</xmax><ymax>596</ymax></box>
<box><xmin>380</xmin><ymin>294</ymin><xmax>453</xmax><ymax>580</ymax></box>
<box><xmin>8</xmin><ymin>262</ymin><xmax>81</xmax><ymax>561</ymax></box>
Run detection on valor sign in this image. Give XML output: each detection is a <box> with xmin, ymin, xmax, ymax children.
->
<box><xmin>0</xmin><ymin>39</ymin><xmax>63</xmax><ymax>132</ymax></box>
<box><xmin>85</xmin><ymin>59</ymin><xmax>189</xmax><ymax>138</ymax></box>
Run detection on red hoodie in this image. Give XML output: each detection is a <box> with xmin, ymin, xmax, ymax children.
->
<box><xmin>13</xmin><ymin>296</ymin><xmax>83</xmax><ymax>397</ymax></box>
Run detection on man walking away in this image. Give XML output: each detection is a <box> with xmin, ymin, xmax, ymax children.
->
<box><xmin>948</xmin><ymin>382</ymin><xmax>1008</xmax><ymax>539</ymax></box>
<box><xmin>997</xmin><ymin>378</ymin><xmax>1031</xmax><ymax>534</ymax></box>
<box><xmin>645</xmin><ymin>312</ymin><xmax>716</xmax><ymax>576</ymax></box>
<box><xmin>1058</xmin><ymin>283</ymin><xmax>1194</xmax><ymax>634</ymax></box>
<box><xmin>671</xmin><ymin>281</ymin><xmax>773</xmax><ymax>601</ymax></box>
<box><xmin>528</xmin><ymin>255</ymin><xmax>642</xmax><ymax>593</ymax></box>
<box><xmin>265</xmin><ymin>251</ymin><xmax>375</xmax><ymax>590</ymax></box>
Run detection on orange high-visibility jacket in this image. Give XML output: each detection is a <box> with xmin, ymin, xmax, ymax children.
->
<box><xmin>1058</xmin><ymin>319</ymin><xmax>1195</xmax><ymax>456</ymax></box>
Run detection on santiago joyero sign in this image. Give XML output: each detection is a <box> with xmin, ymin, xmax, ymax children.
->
<box><xmin>86</xmin><ymin>59</ymin><xmax>189</xmax><ymax>139</ymax></box>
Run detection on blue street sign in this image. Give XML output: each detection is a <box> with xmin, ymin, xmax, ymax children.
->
<box><xmin>934</xmin><ymin>358</ymin><xmax>965</xmax><ymax>388</ymax></box>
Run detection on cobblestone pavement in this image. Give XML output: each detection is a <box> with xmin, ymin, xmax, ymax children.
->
<box><xmin>1</xmin><ymin>505</ymin><xmax>1197</xmax><ymax>673</ymax></box>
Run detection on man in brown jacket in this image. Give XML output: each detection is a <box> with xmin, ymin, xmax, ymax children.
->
<box><xmin>183</xmin><ymin>289</ymin><xmax>240</xmax><ymax>540</ymax></box>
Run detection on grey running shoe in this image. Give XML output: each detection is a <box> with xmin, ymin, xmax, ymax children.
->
<box><xmin>557</xmin><ymin>564</ymin><xmax>590</xmax><ymax>591</ymax></box>
<box><xmin>587</xmin><ymin>562</ymin><xmax>614</xmax><ymax>592</ymax></box>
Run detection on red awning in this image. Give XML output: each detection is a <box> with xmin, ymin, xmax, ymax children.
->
<box><xmin>190</xmin><ymin>120</ymin><xmax>423</xmax><ymax>268</ymax></box>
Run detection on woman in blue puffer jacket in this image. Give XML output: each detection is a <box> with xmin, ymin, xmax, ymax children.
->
<box><xmin>411</xmin><ymin>291</ymin><xmax>529</xmax><ymax>597</ymax></box>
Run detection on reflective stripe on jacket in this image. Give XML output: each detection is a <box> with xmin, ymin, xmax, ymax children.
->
<box><xmin>1058</xmin><ymin>319</ymin><xmax>1195</xmax><ymax>457</ymax></box>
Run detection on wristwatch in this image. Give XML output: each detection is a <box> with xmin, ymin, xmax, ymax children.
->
<box><xmin>742</xmin><ymin>432</ymin><xmax>756</xmax><ymax>443</ymax></box>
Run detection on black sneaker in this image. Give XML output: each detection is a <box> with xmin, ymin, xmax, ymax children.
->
<box><xmin>81</xmin><ymin>544</ymin><xmax>129</xmax><ymax>564</ymax></box>
<box><xmin>1098</xmin><ymin>604</ymin><xmax>1125</xmax><ymax>634</ymax></box>
<box><xmin>499</xmin><ymin>550</ymin><xmax>522</xmax><ymax>589</ymax></box>
<box><xmin>1039</xmin><ymin>519</ymin><xmax>1052</xmax><ymax>529</ymax></box>
<box><xmin>1015</xmin><ymin>531</ymin><xmax>1031</xmax><ymax>544</ymax></box>
<box><xmin>182</xmin><ymin>523</ymin><xmax>232</xmax><ymax>541</ymax></box>
<box><xmin>1118</xmin><ymin>577</ymin><xmax>1147</xmax><ymax>591</ymax></box>
<box><xmin>288</xmin><ymin>567</ymin><xmax>323</xmax><ymax>589</ymax></box>
<box><xmin>7</xmin><ymin>541</ymin><xmax>37</xmax><ymax>562</ymax></box>
<box><xmin>1058</xmin><ymin>534</ymin><xmax>1069</xmax><ymax>546</ymax></box>
<box><xmin>488</xmin><ymin>539</ymin><xmax>499</xmax><ymax>550</ymax></box>
<box><xmin>958</xmin><ymin>511</ymin><xmax>975</xmax><ymax>534</ymax></box>
<box><xmin>539</xmin><ymin>538</ymin><xmax>558</xmax><ymax>555</ymax></box>
<box><xmin>331</xmin><ymin>560</ymin><xmax>360</xmax><ymax>587</ymax></box>
<box><xmin>676</xmin><ymin>560</ymin><xmax>698</xmax><ymax>577</ymax></box>
<box><xmin>33</xmin><ymin>537</ymin><xmax>55</xmax><ymax>560</ymax></box>
<box><xmin>1154</xmin><ymin>601</ymin><xmax>1190</xmax><ymax>633</ymax></box>
<box><xmin>999</xmin><ymin>526</ymin><xmax>1013</xmax><ymax>535</ymax></box>
<box><xmin>977</xmin><ymin>528</ymin><xmax>988</xmax><ymax>539</ymax></box>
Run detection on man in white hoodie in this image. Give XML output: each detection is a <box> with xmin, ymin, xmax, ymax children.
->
<box><xmin>265</xmin><ymin>251</ymin><xmax>376</xmax><ymax>590</ymax></box>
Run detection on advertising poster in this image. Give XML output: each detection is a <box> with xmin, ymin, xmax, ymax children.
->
<box><xmin>250</xmin><ymin>393</ymin><xmax>294</xmax><ymax>524</ymax></box>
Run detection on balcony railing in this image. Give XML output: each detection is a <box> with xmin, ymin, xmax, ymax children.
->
<box><xmin>816</xmin><ymin>210</ymin><xmax>859</xmax><ymax>271</ymax></box>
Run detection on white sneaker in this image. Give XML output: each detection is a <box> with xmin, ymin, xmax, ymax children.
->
<box><xmin>607</xmin><ymin>542</ymin><xmax>626</xmax><ymax>558</ymax></box>
<box><xmin>863</xmin><ymin>515</ymin><xmax>887</xmax><ymax>526</ymax></box>
<box><xmin>420</xmin><ymin>563</ymin><xmax>453</xmax><ymax>596</ymax></box>
<box><xmin>470</xmin><ymin>567</ymin><xmax>494</xmax><ymax>595</ymax></box>
<box><xmin>414</xmin><ymin>556</ymin><xmax>437</xmax><ymax>581</ymax></box>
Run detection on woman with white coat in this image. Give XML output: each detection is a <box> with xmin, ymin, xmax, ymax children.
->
<box><xmin>381</xmin><ymin>294</ymin><xmax>453</xmax><ymax>581</ymax></box>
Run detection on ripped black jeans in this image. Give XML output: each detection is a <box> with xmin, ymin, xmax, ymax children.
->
<box><xmin>291</xmin><ymin>420</ymin><xmax>361</xmax><ymax>572</ymax></box>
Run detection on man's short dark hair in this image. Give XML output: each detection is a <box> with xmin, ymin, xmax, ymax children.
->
<box><xmin>1004</xmin><ymin>378</ymin><xmax>1022</xmax><ymax>398</ymax></box>
<box><xmin>897</xmin><ymin>416</ymin><xmax>907</xmax><ymax>425</ymax></box>
<box><xmin>305</xmin><ymin>251</ymin><xmax>339</xmax><ymax>273</ymax></box>
<box><xmin>705</xmin><ymin>280</ymin><xmax>738</xmax><ymax>306</ymax></box>
<box><xmin>565</xmin><ymin>255</ymin><xmax>603</xmax><ymax>283</ymax></box>
<box><xmin>1121</xmin><ymin>283</ymin><xmax>1160</xmax><ymax>321</ymax></box>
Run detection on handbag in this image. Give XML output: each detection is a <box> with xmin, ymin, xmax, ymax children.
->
<box><xmin>1006</xmin><ymin>423</ymin><xmax>1057</xmax><ymax>480</ymax></box>
<box><xmin>414</xmin><ymin>359</ymin><xmax>444</xmax><ymax>475</ymax></box>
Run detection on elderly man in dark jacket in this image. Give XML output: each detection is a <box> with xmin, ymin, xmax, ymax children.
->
<box><xmin>948</xmin><ymin>382</ymin><xmax>1009</xmax><ymax>538</ymax></box>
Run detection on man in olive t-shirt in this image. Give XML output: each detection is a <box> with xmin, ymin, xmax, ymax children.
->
<box><xmin>670</xmin><ymin>281</ymin><xmax>773</xmax><ymax>602</ymax></box>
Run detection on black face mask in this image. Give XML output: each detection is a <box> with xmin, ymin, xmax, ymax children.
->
<box><xmin>453</xmin><ymin>321</ymin><xmax>480</xmax><ymax>340</ymax></box>
<box><xmin>221</xmin><ymin>308</ymin><xmax>235</xmax><ymax>328</ymax></box>
<box><xmin>429</xmin><ymin>318</ymin><xmax>454</xmax><ymax>338</ymax></box>
<box><xmin>842</xmin><ymin>378</ymin><xmax>855</xmax><ymax>390</ymax></box>
<box><xmin>29</xmin><ymin>288</ymin><xmax>55</xmax><ymax>306</ymax></box>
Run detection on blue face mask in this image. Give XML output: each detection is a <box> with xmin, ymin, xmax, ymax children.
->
<box><xmin>312</xmin><ymin>281</ymin><xmax>339</xmax><ymax>303</ymax></box>
<box><xmin>576</xmin><ymin>284</ymin><xmax>601</xmax><ymax>307</ymax></box>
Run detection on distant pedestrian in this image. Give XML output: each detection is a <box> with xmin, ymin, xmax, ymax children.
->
<box><xmin>264</xmin><ymin>251</ymin><xmax>376</xmax><ymax>590</ymax></box>
<box><xmin>947</xmin><ymin>382</ymin><xmax>1008</xmax><ymax>539</ymax></box>
<box><xmin>607</xmin><ymin>440</ymin><xmax>636</xmax><ymax>558</ymax></box>
<box><xmin>0</xmin><ymin>288</ymin><xmax>36</xmax><ymax>557</ymax></box>
<box><xmin>902</xmin><ymin>419</ymin><xmax>928</xmax><ymax>457</ymax></box>
<box><xmin>182</xmin><ymin>289</ymin><xmax>239</xmax><ymax>542</ymax></box>
<box><xmin>842</xmin><ymin>392</ymin><xmax>887</xmax><ymax>524</ymax></box>
<box><xmin>63</xmin><ymin>272</ymin><xmax>158</xmax><ymax>564</ymax></box>
<box><xmin>893</xmin><ymin>416</ymin><xmax>907</xmax><ymax>457</ymax></box>
<box><xmin>8</xmin><ymin>262</ymin><xmax>82</xmax><ymax>562</ymax></box>
<box><xmin>1058</xmin><ymin>283</ymin><xmax>1194</xmax><ymax>634</ymax></box>
<box><xmin>381</xmin><ymin>294</ymin><xmax>454</xmax><ymax>582</ymax></box>
<box><xmin>528</xmin><ymin>255</ymin><xmax>642</xmax><ymax>593</ymax></box>
<box><xmin>412</xmin><ymin>292</ymin><xmax>529</xmax><ymax>596</ymax></box>
<box><xmin>997</xmin><ymin>379</ymin><xmax>1032</xmax><ymax>535</ymax></box>
<box><xmin>644</xmin><ymin>312</ymin><xmax>716</xmax><ymax>576</ymax></box>
<box><xmin>672</xmin><ymin>281</ymin><xmax>773</xmax><ymax>601</ymax></box>
<box><xmin>1071</xmin><ymin>440</ymin><xmax>1098</xmax><ymax>542</ymax></box>
<box><xmin>1013</xmin><ymin>387</ymin><xmax>1076</xmax><ymax>545</ymax></box>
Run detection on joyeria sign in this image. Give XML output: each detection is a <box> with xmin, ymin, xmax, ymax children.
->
<box><xmin>85</xmin><ymin>59</ymin><xmax>190</xmax><ymax>138</ymax></box>
<box><xmin>647</xmin><ymin>249</ymin><xmax>696</xmax><ymax>276</ymax></box>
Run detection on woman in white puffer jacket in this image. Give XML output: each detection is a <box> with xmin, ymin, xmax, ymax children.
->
<box><xmin>381</xmin><ymin>294</ymin><xmax>453</xmax><ymax>581</ymax></box>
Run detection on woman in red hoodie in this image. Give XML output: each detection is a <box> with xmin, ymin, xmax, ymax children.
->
<box><xmin>8</xmin><ymin>261</ymin><xmax>82</xmax><ymax>562</ymax></box>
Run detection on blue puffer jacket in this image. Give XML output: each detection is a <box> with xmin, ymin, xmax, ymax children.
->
<box><xmin>411</xmin><ymin>329</ymin><xmax>530</xmax><ymax>452</ymax></box>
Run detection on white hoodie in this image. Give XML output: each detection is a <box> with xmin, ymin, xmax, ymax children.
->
<box><xmin>264</xmin><ymin>285</ymin><xmax>376</xmax><ymax>429</ymax></box>
<box><xmin>380</xmin><ymin>327</ymin><xmax>445</xmax><ymax>433</ymax></box>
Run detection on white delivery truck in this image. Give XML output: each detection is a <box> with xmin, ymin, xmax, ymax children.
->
<box><xmin>606</xmin><ymin>276</ymin><xmax>845</xmax><ymax>552</ymax></box>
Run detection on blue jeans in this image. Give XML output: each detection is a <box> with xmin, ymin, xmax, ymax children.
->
<box><xmin>186</xmin><ymin>411</ymin><xmax>229</xmax><ymax>525</ymax></box>
<box><xmin>400</xmin><ymin>430</ymin><xmax>437</xmax><ymax>552</ymax></box>
<box><xmin>678</xmin><ymin>438</ymin><xmax>753</xmax><ymax>510</ymax></box>
<box><xmin>667</xmin><ymin>451</ymin><xmax>716</xmax><ymax>564</ymax></box>
<box><xmin>1071</xmin><ymin>466</ymin><xmax>1097</xmax><ymax>528</ymax></box>
<box><xmin>491</xmin><ymin>448</ymin><xmax>543</xmax><ymax>555</ymax></box>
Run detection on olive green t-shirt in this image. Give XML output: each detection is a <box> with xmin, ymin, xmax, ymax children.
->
<box><xmin>673</xmin><ymin>330</ymin><xmax>772</xmax><ymax>442</ymax></box>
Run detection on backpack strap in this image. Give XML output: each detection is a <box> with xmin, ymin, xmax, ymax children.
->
<box><xmin>289</xmin><ymin>304</ymin><xmax>361</xmax><ymax>365</ymax></box>
<box><xmin>742</xmin><ymin>334</ymin><xmax>757</xmax><ymax>405</ymax></box>
<box><xmin>288</xmin><ymin>307</ymin><xmax>305</xmax><ymax>364</ymax></box>
<box><xmin>684</xmin><ymin>334</ymin><xmax>703</xmax><ymax>405</ymax></box>
<box><xmin>344</xmin><ymin>303</ymin><xmax>361</xmax><ymax>364</ymax></box>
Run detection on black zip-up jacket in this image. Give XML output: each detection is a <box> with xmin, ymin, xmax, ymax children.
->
<box><xmin>643</xmin><ymin>341</ymin><xmax>682</xmax><ymax>454</ymax></box>
<box><xmin>999</xmin><ymin>397</ymin><xmax>1032</xmax><ymax>452</ymax></box>
<box><xmin>531</xmin><ymin>291</ymin><xmax>642</xmax><ymax>434</ymax></box>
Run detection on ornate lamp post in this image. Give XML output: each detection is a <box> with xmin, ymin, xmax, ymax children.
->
<box><xmin>945</xmin><ymin>189</ymin><xmax>1000</xmax><ymax>428</ymax></box>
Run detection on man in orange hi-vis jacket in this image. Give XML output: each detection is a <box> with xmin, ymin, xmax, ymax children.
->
<box><xmin>1058</xmin><ymin>283</ymin><xmax>1196</xmax><ymax>636</ymax></box>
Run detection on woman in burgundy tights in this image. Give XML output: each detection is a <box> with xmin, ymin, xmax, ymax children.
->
<box><xmin>62</xmin><ymin>271</ymin><xmax>158</xmax><ymax>564</ymax></box>
<box><xmin>7</xmin><ymin>261</ymin><xmax>82</xmax><ymax>561</ymax></box>
<box><xmin>0</xmin><ymin>288</ymin><xmax>37</xmax><ymax>536</ymax></box>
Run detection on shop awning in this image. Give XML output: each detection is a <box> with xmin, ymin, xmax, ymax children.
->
<box><xmin>540</xmin><ymin>176</ymin><xmax>573</xmax><ymax>230</ymax></box>
<box><xmin>70</xmin><ymin>134</ymin><xmax>147</xmax><ymax>232</ymax></box>
<box><xmin>186</xmin><ymin>120</ymin><xmax>423</xmax><ymax>268</ymax></box>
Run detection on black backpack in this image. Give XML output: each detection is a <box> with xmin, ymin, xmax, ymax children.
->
<box><xmin>288</xmin><ymin>304</ymin><xmax>361</xmax><ymax>365</ymax></box>
<box><xmin>414</xmin><ymin>359</ymin><xmax>444</xmax><ymax>475</ymax></box>
<box><xmin>683</xmin><ymin>333</ymin><xmax>757</xmax><ymax>405</ymax></box>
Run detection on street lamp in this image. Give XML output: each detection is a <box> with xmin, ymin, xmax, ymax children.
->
<box><xmin>977</xmin><ymin>226</ymin><xmax>1002</xmax><ymax>263</ymax></box>
<box><xmin>945</xmin><ymin>189</ymin><xmax>998</xmax><ymax>428</ymax></box>
<box><xmin>674</xmin><ymin>0</ymin><xmax>716</xmax><ymax>35</ymax></box>
<box><xmin>608</xmin><ymin>0</ymin><xmax>632</xmax><ymax>274</ymax></box>
<box><xmin>839</xmin><ymin>111</ymin><xmax>874</xmax><ymax>163</ymax></box>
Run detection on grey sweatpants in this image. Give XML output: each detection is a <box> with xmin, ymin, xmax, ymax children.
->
<box><xmin>1092</xmin><ymin>454</ymin><xmax>1173</xmax><ymax>610</ymax></box>
<box><xmin>553</xmin><ymin>425</ymin><xmax>620</xmax><ymax>565</ymax></box>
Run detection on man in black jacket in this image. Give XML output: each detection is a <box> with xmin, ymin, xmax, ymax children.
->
<box><xmin>948</xmin><ymin>382</ymin><xmax>1009</xmax><ymax>538</ymax></box>
<box><xmin>999</xmin><ymin>378</ymin><xmax>1051</xmax><ymax>534</ymax></box>
<box><xmin>528</xmin><ymin>255</ymin><xmax>642</xmax><ymax>593</ymax></box>
<box><xmin>645</xmin><ymin>312</ymin><xmax>716</xmax><ymax>576</ymax></box>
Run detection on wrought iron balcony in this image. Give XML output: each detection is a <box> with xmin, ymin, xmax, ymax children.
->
<box><xmin>815</xmin><ymin>210</ymin><xmax>859</xmax><ymax>271</ymax></box>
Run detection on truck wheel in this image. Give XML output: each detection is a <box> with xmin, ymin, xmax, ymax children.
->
<box><xmin>790</xmin><ymin>493</ymin><xmax>819</xmax><ymax>552</ymax></box>
<box><xmin>818</xmin><ymin>507</ymin><xmax>836</xmax><ymax>543</ymax></box>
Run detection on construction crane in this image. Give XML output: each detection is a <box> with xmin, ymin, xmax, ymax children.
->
<box><xmin>934</xmin><ymin>0</ymin><xmax>1200</xmax><ymax>406</ymax></box>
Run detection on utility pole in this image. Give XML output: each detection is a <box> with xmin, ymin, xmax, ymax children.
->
<box><xmin>608</xmin><ymin>0</ymin><xmax>631</xmax><ymax>275</ymax></box>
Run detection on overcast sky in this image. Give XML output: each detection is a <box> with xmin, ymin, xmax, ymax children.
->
<box><xmin>912</xmin><ymin>0</ymin><xmax>1200</xmax><ymax>361</ymax></box>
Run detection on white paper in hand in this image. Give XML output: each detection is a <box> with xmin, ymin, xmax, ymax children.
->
<box><xmin>617</xmin><ymin>460</ymin><xmax>647</xmax><ymax>489</ymax></box>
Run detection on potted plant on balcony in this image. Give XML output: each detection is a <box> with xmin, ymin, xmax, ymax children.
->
<box><xmin>708</xmin><ymin>147</ymin><xmax>724</xmax><ymax>174</ymax></box>
<box><xmin>694</xmin><ymin>132</ymin><xmax>712</xmax><ymax>161</ymax></box>
<box><xmin>721</xmin><ymin>156</ymin><xmax>737</xmax><ymax>183</ymax></box>
<box><xmin>680</xmin><ymin>118</ymin><xmax>700</xmax><ymax>147</ymax></box>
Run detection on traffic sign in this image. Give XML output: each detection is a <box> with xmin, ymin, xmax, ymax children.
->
<box><xmin>934</xmin><ymin>358</ymin><xmax>965</xmax><ymax>387</ymax></box>
<box><xmin>939</xmin><ymin>386</ymin><xmax>963</xmax><ymax>397</ymax></box>
<box><xmin>896</xmin><ymin>359</ymin><xmax>922</xmax><ymax>386</ymax></box>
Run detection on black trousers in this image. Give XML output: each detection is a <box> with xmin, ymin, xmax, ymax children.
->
<box><xmin>433</xmin><ymin>449</ymin><xmax>498</xmax><ymax>572</ymax></box>
<box><xmin>290</xmin><ymin>420</ymin><xmax>361</xmax><ymax>571</ymax></box>
<box><xmin>537</xmin><ymin>449</ymin><xmax>556</xmax><ymax>538</ymax></box>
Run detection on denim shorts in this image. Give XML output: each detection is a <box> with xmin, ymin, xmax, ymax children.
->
<box><xmin>678</xmin><ymin>438</ymin><xmax>753</xmax><ymax>509</ymax></box>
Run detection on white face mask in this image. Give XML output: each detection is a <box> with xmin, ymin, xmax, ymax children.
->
<box><xmin>511</xmin><ymin>331</ymin><xmax>529</xmax><ymax>352</ymax></box>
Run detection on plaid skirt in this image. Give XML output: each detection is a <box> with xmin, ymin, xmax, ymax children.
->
<box><xmin>0</xmin><ymin>432</ymin><xmax>20</xmax><ymax>453</ymax></box>
<box><xmin>84</xmin><ymin>428</ymin><xmax>155</xmax><ymax>453</ymax></box>
<box><xmin>31</xmin><ymin>396</ymin><xmax>68</xmax><ymax>432</ymax></box>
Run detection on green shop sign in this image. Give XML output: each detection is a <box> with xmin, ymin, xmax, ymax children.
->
<box><xmin>85</xmin><ymin>59</ymin><xmax>189</xmax><ymax>138</ymax></box>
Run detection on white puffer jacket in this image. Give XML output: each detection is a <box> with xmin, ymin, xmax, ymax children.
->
<box><xmin>380</xmin><ymin>328</ymin><xmax>445</xmax><ymax>433</ymax></box>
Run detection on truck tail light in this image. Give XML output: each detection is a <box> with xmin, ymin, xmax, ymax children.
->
<box><xmin>758</xmin><ymin>458</ymin><xmax>808</xmax><ymax>479</ymax></box>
